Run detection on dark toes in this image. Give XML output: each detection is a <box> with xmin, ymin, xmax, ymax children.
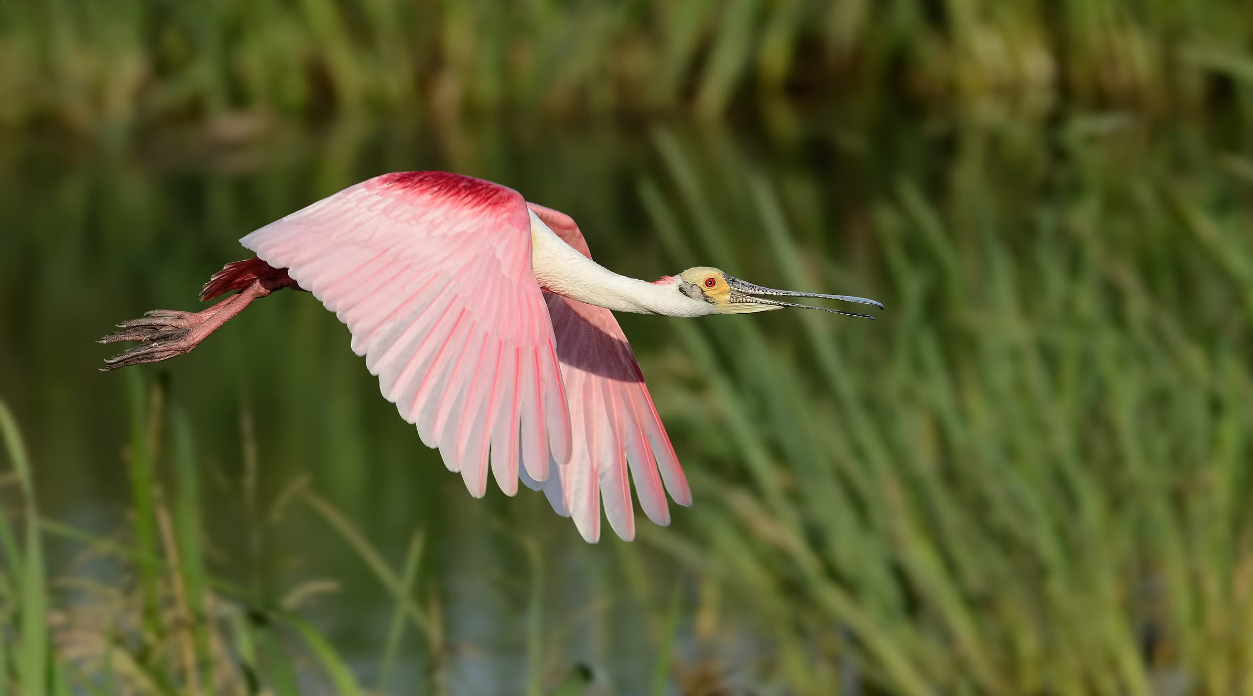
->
<box><xmin>99</xmin><ymin>311</ymin><xmax>197</xmax><ymax>344</ymax></box>
<box><xmin>98</xmin><ymin>308</ymin><xmax>201</xmax><ymax>369</ymax></box>
<box><xmin>100</xmin><ymin>339</ymin><xmax>195</xmax><ymax>371</ymax></box>
<box><xmin>144</xmin><ymin>309</ymin><xmax>193</xmax><ymax>321</ymax></box>
<box><xmin>100</xmin><ymin>326</ymin><xmax>159</xmax><ymax>344</ymax></box>
<box><xmin>125</xmin><ymin>313</ymin><xmax>195</xmax><ymax>329</ymax></box>
<box><xmin>100</xmin><ymin>326</ymin><xmax>190</xmax><ymax>344</ymax></box>
<box><xmin>146</xmin><ymin>327</ymin><xmax>191</xmax><ymax>343</ymax></box>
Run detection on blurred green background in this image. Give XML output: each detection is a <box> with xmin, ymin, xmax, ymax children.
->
<box><xmin>3</xmin><ymin>2</ymin><xmax>1253</xmax><ymax>695</ymax></box>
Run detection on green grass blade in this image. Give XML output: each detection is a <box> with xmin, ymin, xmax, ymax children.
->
<box><xmin>301</xmin><ymin>491</ymin><xmax>433</xmax><ymax>641</ymax></box>
<box><xmin>377</xmin><ymin>530</ymin><xmax>425</xmax><ymax>692</ymax></box>
<box><xmin>283</xmin><ymin>616</ymin><xmax>365</xmax><ymax>696</ymax></box>
<box><xmin>0</xmin><ymin>399</ymin><xmax>48</xmax><ymax>696</ymax></box>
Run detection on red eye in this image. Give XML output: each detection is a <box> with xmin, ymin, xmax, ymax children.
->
<box><xmin>704</xmin><ymin>277</ymin><xmax>716</xmax><ymax>288</ymax></box>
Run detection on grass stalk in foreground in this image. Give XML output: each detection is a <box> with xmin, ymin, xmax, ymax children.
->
<box><xmin>0</xmin><ymin>400</ymin><xmax>52</xmax><ymax>696</ymax></box>
<box><xmin>0</xmin><ymin>393</ymin><xmax>387</xmax><ymax>695</ymax></box>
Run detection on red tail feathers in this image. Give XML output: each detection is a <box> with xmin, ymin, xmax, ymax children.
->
<box><xmin>200</xmin><ymin>258</ymin><xmax>295</xmax><ymax>302</ymax></box>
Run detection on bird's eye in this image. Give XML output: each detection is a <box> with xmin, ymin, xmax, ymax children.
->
<box><xmin>704</xmin><ymin>277</ymin><xmax>716</xmax><ymax>288</ymax></box>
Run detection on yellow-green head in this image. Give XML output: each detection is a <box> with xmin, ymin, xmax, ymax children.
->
<box><xmin>677</xmin><ymin>266</ymin><xmax>883</xmax><ymax>318</ymax></box>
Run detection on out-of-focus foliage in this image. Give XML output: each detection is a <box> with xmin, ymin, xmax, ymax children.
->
<box><xmin>3</xmin><ymin>0</ymin><xmax>1253</xmax><ymax>133</ymax></box>
<box><xmin>641</xmin><ymin>125</ymin><xmax>1253</xmax><ymax>695</ymax></box>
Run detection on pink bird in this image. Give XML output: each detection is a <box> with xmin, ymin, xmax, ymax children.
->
<box><xmin>100</xmin><ymin>171</ymin><xmax>881</xmax><ymax>542</ymax></box>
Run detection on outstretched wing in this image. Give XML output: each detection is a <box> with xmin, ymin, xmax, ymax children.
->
<box><xmin>241</xmin><ymin>172</ymin><xmax>572</xmax><ymax>497</ymax></box>
<box><xmin>525</xmin><ymin>204</ymin><xmax>692</xmax><ymax>542</ymax></box>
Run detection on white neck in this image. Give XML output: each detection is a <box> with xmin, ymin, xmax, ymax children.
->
<box><xmin>529</xmin><ymin>212</ymin><xmax>711</xmax><ymax>317</ymax></box>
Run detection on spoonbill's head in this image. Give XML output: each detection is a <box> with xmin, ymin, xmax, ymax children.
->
<box><xmin>676</xmin><ymin>267</ymin><xmax>883</xmax><ymax>318</ymax></box>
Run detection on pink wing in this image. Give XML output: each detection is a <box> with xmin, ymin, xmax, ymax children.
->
<box><xmin>240</xmin><ymin>172</ymin><xmax>572</xmax><ymax>498</ymax></box>
<box><xmin>524</xmin><ymin>204</ymin><xmax>692</xmax><ymax>542</ymax></box>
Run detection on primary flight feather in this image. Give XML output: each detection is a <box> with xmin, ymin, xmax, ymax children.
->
<box><xmin>100</xmin><ymin>171</ymin><xmax>882</xmax><ymax>542</ymax></box>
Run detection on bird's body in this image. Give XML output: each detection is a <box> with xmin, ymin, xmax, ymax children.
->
<box><xmin>101</xmin><ymin>171</ymin><xmax>881</xmax><ymax>542</ymax></box>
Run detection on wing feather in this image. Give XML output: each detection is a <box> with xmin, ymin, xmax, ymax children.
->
<box><xmin>597</xmin><ymin>379</ymin><xmax>634</xmax><ymax>540</ymax></box>
<box><xmin>455</xmin><ymin>331</ymin><xmax>494</xmax><ymax>495</ymax></box>
<box><xmin>490</xmin><ymin>346</ymin><xmax>522</xmax><ymax>496</ymax></box>
<box><xmin>623</xmin><ymin>384</ymin><xmax>669</xmax><ymax>524</ymax></box>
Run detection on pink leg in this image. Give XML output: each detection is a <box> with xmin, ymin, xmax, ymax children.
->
<box><xmin>99</xmin><ymin>279</ymin><xmax>282</xmax><ymax>371</ymax></box>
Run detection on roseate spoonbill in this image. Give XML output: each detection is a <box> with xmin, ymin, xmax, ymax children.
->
<box><xmin>99</xmin><ymin>171</ymin><xmax>881</xmax><ymax>542</ymax></box>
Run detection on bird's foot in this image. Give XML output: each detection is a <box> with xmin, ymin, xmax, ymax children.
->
<box><xmin>99</xmin><ymin>279</ymin><xmax>278</xmax><ymax>371</ymax></box>
<box><xmin>98</xmin><ymin>309</ymin><xmax>209</xmax><ymax>371</ymax></box>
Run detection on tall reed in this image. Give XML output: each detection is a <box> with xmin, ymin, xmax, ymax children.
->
<box><xmin>638</xmin><ymin>124</ymin><xmax>1253</xmax><ymax>695</ymax></box>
